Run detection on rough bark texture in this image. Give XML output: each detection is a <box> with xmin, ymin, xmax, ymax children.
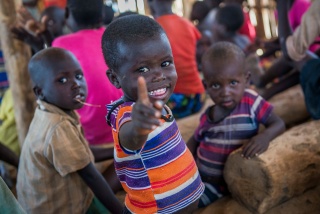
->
<box><xmin>224</xmin><ymin>120</ymin><xmax>320</xmax><ymax>213</ymax></box>
<box><xmin>195</xmin><ymin>196</ymin><xmax>251</xmax><ymax>214</ymax></box>
<box><xmin>197</xmin><ymin>185</ymin><xmax>320</xmax><ymax>214</ymax></box>
<box><xmin>0</xmin><ymin>0</ymin><xmax>36</xmax><ymax>147</ymax></box>
<box><xmin>266</xmin><ymin>185</ymin><xmax>320</xmax><ymax>214</ymax></box>
<box><xmin>269</xmin><ymin>85</ymin><xmax>310</xmax><ymax>127</ymax></box>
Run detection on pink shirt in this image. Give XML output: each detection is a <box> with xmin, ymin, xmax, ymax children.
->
<box><xmin>288</xmin><ymin>0</ymin><xmax>320</xmax><ymax>52</ymax></box>
<box><xmin>53</xmin><ymin>27</ymin><xmax>123</xmax><ymax>145</ymax></box>
<box><xmin>288</xmin><ymin>0</ymin><xmax>311</xmax><ymax>31</ymax></box>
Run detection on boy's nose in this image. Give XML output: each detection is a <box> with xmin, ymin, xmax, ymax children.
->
<box><xmin>152</xmin><ymin>69</ymin><xmax>165</xmax><ymax>82</ymax></box>
<box><xmin>221</xmin><ymin>86</ymin><xmax>231</xmax><ymax>96</ymax></box>
<box><xmin>72</xmin><ymin>79</ymin><xmax>81</xmax><ymax>89</ymax></box>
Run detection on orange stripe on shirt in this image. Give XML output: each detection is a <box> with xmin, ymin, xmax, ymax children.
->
<box><xmin>151</xmin><ymin>161</ymin><xmax>196</xmax><ymax>189</ymax></box>
<box><xmin>123</xmin><ymin>186</ymin><xmax>158</xmax><ymax>213</ymax></box>
<box><xmin>116</xmin><ymin>106</ymin><xmax>133</xmax><ymax>131</ymax></box>
<box><xmin>148</xmin><ymin>151</ymin><xmax>199</xmax><ymax>193</ymax></box>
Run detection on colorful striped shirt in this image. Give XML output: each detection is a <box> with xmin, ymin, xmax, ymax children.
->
<box><xmin>0</xmin><ymin>50</ymin><xmax>9</xmax><ymax>104</ymax></box>
<box><xmin>107</xmin><ymin>100</ymin><xmax>204</xmax><ymax>213</ymax></box>
<box><xmin>194</xmin><ymin>89</ymin><xmax>273</xmax><ymax>179</ymax></box>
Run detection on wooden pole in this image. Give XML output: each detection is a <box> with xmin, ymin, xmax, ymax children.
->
<box><xmin>0</xmin><ymin>0</ymin><xmax>36</xmax><ymax>147</ymax></box>
<box><xmin>182</xmin><ymin>0</ymin><xmax>196</xmax><ymax>19</ymax></box>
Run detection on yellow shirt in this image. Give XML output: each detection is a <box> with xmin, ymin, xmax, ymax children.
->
<box><xmin>0</xmin><ymin>89</ymin><xmax>20</xmax><ymax>155</ymax></box>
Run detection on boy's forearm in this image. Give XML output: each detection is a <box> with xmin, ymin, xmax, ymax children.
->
<box><xmin>119</xmin><ymin>122</ymin><xmax>148</xmax><ymax>151</ymax></box>
<box><xmin>260</xmin><ymin>113</ymin><xmax>285</xmax><ymax>142</ymax></box>
<box><xmin>78</xmin><ymin>163</ymin><xmax>123</xmax><ymax>214</ymax></box>
<box><xmin>0</xmin><ymin>143</ymin><xmax>19</xmax><ymax>168</ymax></box>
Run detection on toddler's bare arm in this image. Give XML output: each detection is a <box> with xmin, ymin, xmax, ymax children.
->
<box><xmin>77</xmin><ymin>162</ymin><xmax>123</xmax><ymax>214</ymax></box>
<box><xmin>242</xmin><ymin>112</ymin><xmax>285</xmax><ymax>159</ymax></box>
<box><xmin>0</xmin><ymin>143</ymin><xmax>19</xmax><ymax>168</ymax></box>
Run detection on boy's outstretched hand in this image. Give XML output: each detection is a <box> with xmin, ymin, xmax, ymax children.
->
<box><xmin>120</xmin><ymin>77</ymin><xmax>163</xmax><ymax>150</ymax></box>
<box><xmin>241</xmin><ymin>112</ymin><xmax>285</xmax><ymax>159</ymax></box>
<box><xmin>241</xmin><ymin>135</ymin><xmax>270</xmax><ymax>159</ymax></box>
<box><xmin>132</xmin><ymin>76</ymin><xmax>163</xmax><ymax>135</ymax></box>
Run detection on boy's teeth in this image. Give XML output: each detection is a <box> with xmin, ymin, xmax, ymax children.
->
<box><xmin>75</xmin><ymin>95</ymin><xmax>81</xmax><ymax>99</ymax></box>
<box><xmin>148</xmin><ymin>88</ymin><xmax>166</xmax><ymax>96</ymax></box>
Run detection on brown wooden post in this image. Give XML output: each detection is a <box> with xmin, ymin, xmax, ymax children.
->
<box><xmin>143</xmin><ymin>0</ymin><xmax>151</xmax><ymax>16</ymax></box>
<box><xmin>255</xmin><ymin>0</ymin><xmax>266</xmax><ymax>39</ymax></box>
<box><xmin>182</xmin><ymin>0</ymin><xmax>196</xmax><ymax>19</ymax></box>
<box><xmin>0</xmin><ymin>0</ymin><xmax>36</xmax><ymax>147</ymax></box>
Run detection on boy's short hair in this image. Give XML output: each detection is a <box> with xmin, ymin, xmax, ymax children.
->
<box><xmin>101</xmin><ymin>14</ymin><xmax>166</xmax><ymax>71</ymax></box>
<box><xmin>190</xmin><ymin>1</ymin><xmax>210</xmax><ymax>22</ymax></box>
<box><xmin>202</xmin><ymin>41</ymin><xmax>245</xmax><ymax>71</ymax></box>
<box><xmin>41</xmin><ymin>6</ymin><xmax>65</xmax><ymax>36</ymax></box>
<box><xmin>67</xmin><ymin>0</ymin><xmax>103</xmax><ymax>26</ymax></box>
<box><xmin>216</xmin><ymin>4</ymin><xmax>244</xmax><ymax>33</ymax></box>
<box><xmin>28</xmin><ymin>48</ymin><xmax>74</xmax><ymax>86</ymax></box>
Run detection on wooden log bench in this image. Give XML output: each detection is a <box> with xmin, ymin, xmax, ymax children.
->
<box><xmin>268</xmin><ymin>85</ymin><xmax>310</xmax><ymax>127</ymax></box>
<box><xmin>223</xmin><ymin>120</ymin><xmax>320</xmax><ymax>213</ymax></box>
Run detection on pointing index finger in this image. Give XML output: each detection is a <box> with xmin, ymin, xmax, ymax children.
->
<box><xmin>137</xmin><ymin>76</ymin><xmax>150</xmax><ymax>105</ymax></box>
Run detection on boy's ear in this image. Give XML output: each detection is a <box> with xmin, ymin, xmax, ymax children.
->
<box><xmin>106</xmin><ymin>69</ymin><xmax>121</xmax><ymax>89</ymax></box>
<box><xmin>33</xmin><ymin>86</ymin><xmax>44</xmax><ymax>100</ymax></box>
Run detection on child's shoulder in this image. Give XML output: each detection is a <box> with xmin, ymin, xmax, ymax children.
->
<box><xmin>198</xmin><ymin>105</ymin><xmax>212</xmax><ymax>123</ymax></box>
<box><xmin>106</xmin><ymin>98</ymin><xmax>134</xmax><ymax>127</ymax></box>
<box><xmin>244</xmin><ymin>88</ymin><xmax>259</xmax><ymax>97</ymax></box>
<box><xmin>29</xmin><ymin>102</ymin><xmax>82</xmax><ymax>142</ymax></box>
<box><xmin>240</xmin><ymin>89</ymin><xmax>271</xmax><ymax>109</ymax></box>
<box><xmin>243</xmin><ymin>88</ymin><xmax>268</xmax><ymax>100</ymax></box>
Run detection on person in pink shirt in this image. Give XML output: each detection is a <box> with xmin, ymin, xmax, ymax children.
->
<box><xmin>273</xmin><ymin>0</ymin><xmax>319</xmax><ymax>52</ymax></box>
<box><xmin>288</xmin><ymin>0</ymin><xmax>311</xmax><ymax>31</ymax></box>
<box><xmin>250</xmin><ymin>0</ymin><xmax>320</xmax><ymax>99</ymax></box>
<box><xmin>288</xmin><ymin>0</ymin><xmax>320</xmax><ymax>52</ymax></box>
<box><xmin>52</xmin><ymin>0</ymin><xmax>123</xmax><ymax>146</ymax></box>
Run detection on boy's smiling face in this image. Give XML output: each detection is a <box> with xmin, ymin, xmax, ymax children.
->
<box><xmin>36</xmin><ymin>53</ymin><xmax>88</xmax><ymax>112</ymax></box>
<box><xmin>111</xmin><ymin>34</ymin><xmax>177</xmax><ymax>104</ymax></box>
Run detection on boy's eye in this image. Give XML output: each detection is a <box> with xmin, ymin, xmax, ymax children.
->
<box><xmin>76</xmin><ymin>74</ymin><xmax>83</xmax><ymax>79</ymax></box>
<box><xmin>211</xmin><ymin>83</ymin><xmax>220</xmax><ymax>89</ymax></box>
<box><xmin>161</xmin><ymin>61</ymin><xmax>172</xmax><ymax>67</ymax></box>
<box><xmin>58</xmin><ymin>77</ymin><xmax>67</xmax><ymax>83</ymax></box>
<box><xmin>230</xmin><ymin>80</ymin><xmax>238</xmax><ymax>86</ymax></box>
<box><xmin>137</xmin><ymin>67</ymin><xmax>149</xmax><ymax>73</ymax></box>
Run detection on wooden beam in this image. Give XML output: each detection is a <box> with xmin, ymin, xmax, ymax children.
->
<box><xmin>0</xmin><ymin>0</ymin><xmax>36</xmax><ymax>147</ymax></box>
